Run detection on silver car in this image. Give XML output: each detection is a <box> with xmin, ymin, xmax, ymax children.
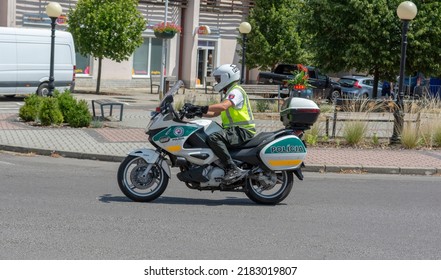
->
<box><xmin>339</xmin><ymin>76</ymin><xmax>382</xmax><ymax>99</ymax></box>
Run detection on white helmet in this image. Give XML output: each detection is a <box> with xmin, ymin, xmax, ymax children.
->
<box><xmin>212</xmin><ymin>64</ymin><xmax>241</xmax><ymax>92</ymax></box>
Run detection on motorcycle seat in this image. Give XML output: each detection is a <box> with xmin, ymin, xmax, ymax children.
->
<box><xmin>239</xmin><ymin>132</ymin><xmax>277</xmax><ymax>148</ymax></box>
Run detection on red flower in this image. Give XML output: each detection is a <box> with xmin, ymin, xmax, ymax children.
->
<box><xmin>153</xmin><ymin>22</ymin><xmax>182</xmax><ymax>33</ymax></box>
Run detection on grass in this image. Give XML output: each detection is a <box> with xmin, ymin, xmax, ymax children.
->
<box><xmin>250</xmin><ymin>99</ymin><xmax>280</xmax><ymax>113</ymax></box>
<box><xmin>304</xmin><ymin>123</ymin><xmax>320</xmax><ymax>146</ymax></box>
<box><xmin>372</xmin><ymin>132</ymin><xmax>380</xmax><ymax>146</ymax></box>
<box><xmin>342</xmin><ymin>121</ymin><xmax>367</xmax><ymax>146</ymax></box>
<box><xmin>401</xmin><ymin>122</ymin><xmax>420</xmax><ymax>149</ymax></box>
<box><xmin>434</xmin><ymin>123</ymin><xmax>441</xmax><ymax>147</ymax></box>
<box><xmin>90</xmin><ymin>119</ymin><xmax>104</xmax><ymax>128</ymax></box>
<box><xmin>314</xmin><ymin>96</ymin><xmax>441</xmax><ymax>149</ymax></box>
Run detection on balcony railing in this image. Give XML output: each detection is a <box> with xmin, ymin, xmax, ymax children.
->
<box><xmin>200</xmin><ymin>0</ymin><xmax>255</xmax><ymax>13</ymax></box>
<box><xmin>138</xmin><ymin>0</ymin><xmax>188</xmax><ymax>8</ymax></box>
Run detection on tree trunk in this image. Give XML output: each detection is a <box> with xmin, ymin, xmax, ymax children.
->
<box><xmin>96</xmin><ymin>57</ymin><xmax>102</xmax><ymax>94</ymax></box>
<box><xmin>373</xmin><ymin>67</ymin><xmax>379</xmax><ymax>99</ymax></box>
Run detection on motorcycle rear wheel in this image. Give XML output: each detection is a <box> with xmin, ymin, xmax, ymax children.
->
<box><xmin>245</xmin><ymin>171</ymin><xmax>293</xmax><ymax>205</ymax></box>
<box><xmin>117</xmin><ymin>155</ymin><xmax>169</xmax><ymax>202</ymax></box>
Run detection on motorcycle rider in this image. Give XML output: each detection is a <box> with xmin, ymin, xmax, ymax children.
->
<box><xmin>189</xmin><ymin>64</ymin><xmax>255</xmax><ymax>183</ymax></box>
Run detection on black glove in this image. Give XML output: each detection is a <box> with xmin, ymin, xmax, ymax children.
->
<box><xmin>200</xmin><ymin>106</ymin><xmax>209</xmax><ymax>114</ymax></box>
<box><xmin>195</xmin><ymin>106</ymin><xmax>208</xmax><ymax>117</ymax></box>
<box><xmin>184</xmin><ymin>104</ymin><xmax>208</xmax><ymax>117</ymax></box>
<box><xmin>184</xmin><ymin>103</ymin><xmax>198</xmax><ymax>112</ymax></box>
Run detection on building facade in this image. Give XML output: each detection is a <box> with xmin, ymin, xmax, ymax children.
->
<box><xmin>0</xmin><ymin>0</ymin><xmax>254</xmax><ymax>89</ymax></box>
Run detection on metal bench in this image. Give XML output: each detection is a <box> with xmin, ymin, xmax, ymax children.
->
<box><xmin>92</xmin><ymin>99</ymin><xmax>124</xmax><ymax>121</ymax></box>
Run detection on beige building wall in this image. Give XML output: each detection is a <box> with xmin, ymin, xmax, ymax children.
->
<box><xmin>6</xmin><ymin>0</ymin><xmax>253</xmax><ymax>89</ymax></box>
<box><xmin>0</xmin><ymin>0</ymin><xmax>16</xmax><ymax>27</ymax></box>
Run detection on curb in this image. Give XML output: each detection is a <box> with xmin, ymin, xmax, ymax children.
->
<box><xmin>303</xmin><ymin>163</ymin><xmax>439</xmax><ymax>176</ymax></box>
<box><xmin>2</xmin><ymin>144</ymin><xmax>439</xmax><ymax>176</ymax></box>
<box><xmin>0</xmin><ymin>145</ymin><xmax>125</xmax><ymax>162</ymax></box>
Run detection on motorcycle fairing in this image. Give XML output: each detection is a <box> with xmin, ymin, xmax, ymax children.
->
<box><xmin>150</xmin><ymin>121</ymin><xmax>218</xmax><ymax>165</ymax></box>
<box><xmin>127</xmin><ymin>148</ymin><xmax>171</xmax><ymax>178</ymax></box>
<box><xmin>259</xmin><ymin>135</ymin><xmax>307</xmax><ymax>170</ymax></box>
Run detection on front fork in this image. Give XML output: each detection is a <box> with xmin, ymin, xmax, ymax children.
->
<box><xmin>127</xmin><ymin>148</ymin><xmax>171</xmax><ymax>178</ymax></box>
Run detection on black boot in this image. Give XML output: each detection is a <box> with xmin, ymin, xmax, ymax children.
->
<box><xmin>223</xmin><ymin>164</ymin><xmax>247</xmax><ymax>183</ymax></box>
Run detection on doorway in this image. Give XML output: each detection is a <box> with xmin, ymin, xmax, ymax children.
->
<box><xmin>196</xmin><ymin>46</ymin><xmax>215</xmax><ymax>88</ymax></box>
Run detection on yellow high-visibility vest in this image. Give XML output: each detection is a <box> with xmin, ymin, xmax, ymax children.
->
<box><xmin>221</xmin><ymin>84</ymin><xmax>255</xmax><ymax>134</ymax></box>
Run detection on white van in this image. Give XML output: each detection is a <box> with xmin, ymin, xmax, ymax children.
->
<box><xmin>0</xmin><ymin>27</ymin><xmax>76</xmax><ymax>97</ymax></box>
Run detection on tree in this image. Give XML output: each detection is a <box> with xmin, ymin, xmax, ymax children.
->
<box><xmin>241</xmin><ymin>0</ymin><xmax>311</xmax><ymax>71</ymax></box>
<box><xmin>406</xmin><ymin>0</ymin><xmax>441</xmax><ymax>77</ymax></box>
<box><xmin>68</xmin><ymin>0</ymin><xmax>146</xmax><ymax>93</ymax></box>
<box><xmin>303</xmin><ymin>0</ymin><xmax>441</xmax><ymax>98</ymax></box>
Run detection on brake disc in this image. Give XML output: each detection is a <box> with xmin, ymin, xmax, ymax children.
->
<box><xmin>257</xmin><ymin>172</ymin><xmax>277</xmax><ymax>190</ymax></box>
<box><xmin>130</xmin><ymin>163</ymin><xmax>155</xmax><ymax>189</ymax></box>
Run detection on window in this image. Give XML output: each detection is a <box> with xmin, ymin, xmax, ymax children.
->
<box><xmin>150</xmin><ymin>38</ymin><xmax>162</xmax><ymax>75</ymax></box>
<box><xmin>363</xmin><ymin>79</ymin><xmax>373</xmax><ymax>86</ymax></box>
<box><xmin>133</xmin><ymin>40</ymin><xmax>149</xmax><ymax>75</ymax></box>
<box><xmin>75</xmin><ymin>53</ymin><xmax>91</xmax><ymax>75</ymax></box>
<box><xmin>133</xmin><ymin>37</ymin><xmax>163</xmax><ymax>76</ymax></box>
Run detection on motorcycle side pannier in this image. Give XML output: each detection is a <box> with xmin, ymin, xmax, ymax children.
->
<box><xmin>280</xmin><ymin>97</ymin><xmax>320</xmax><ymax>130</ymax></box>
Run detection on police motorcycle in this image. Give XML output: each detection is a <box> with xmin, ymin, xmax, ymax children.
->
<box><xmin>117</xmin><ymin>80</ymin><xmax>320</xmax><ymax>205</ymax></box>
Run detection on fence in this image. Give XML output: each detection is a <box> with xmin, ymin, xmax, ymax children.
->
<box><xmin>323</xmin><ymin>98</ymin><xmax>422</xmax><ymax>138</ymax></box>
<box><xmin>413</xmin><ymin>85</ymin><xmax>441</xmax><ymax>99</ymax></box>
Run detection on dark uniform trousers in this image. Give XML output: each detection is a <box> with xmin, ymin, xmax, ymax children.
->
<box><xmin>206</xmin><ymin>126</ymin><xmax>255</xmax><ymax>167</ymax></box>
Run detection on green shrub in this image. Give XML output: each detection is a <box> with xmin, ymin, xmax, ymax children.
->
<box><xmin>38</xmin><ymin>97</ymin><xmax>64</xmax><ymax>126</ymax></box>
<box><xmin>19</xmin><ymin>94</ymin><xmax>43</xmax><ymax>121</ymax></box>
<box><xmin>19</xmin><ymin>90</ymin><xmax>92</xmax><ymax>127</ymax></box>
<box><xmin>55</xmin><ymin>90</ymin><xmax>77</xmax><ymax>122</ymax></box>
<box><xmin>343</xmin><ymin>121</ymin><xmax>366</xmax><ymax>146</ymax></box>
<box><xmin>66</xmin><ymin>100</ymin><xmax>92</xmax><ymax>127</ymax></box>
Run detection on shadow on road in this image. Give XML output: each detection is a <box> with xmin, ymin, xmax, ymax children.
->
<box><xmin>0</xmin><ymin>95</ymin><xmax>26</xmax><ymax>102</ymax></box>
<box><xmin>98</xmin><ymin>194</ymin><xmax>276</xmax><ymax>206</ymax></box>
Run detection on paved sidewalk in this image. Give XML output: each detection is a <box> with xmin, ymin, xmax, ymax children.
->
<box><xmin>0</xmin><ymin>87</ymin><xmax>440</xmax><ymax>176</ymax></box>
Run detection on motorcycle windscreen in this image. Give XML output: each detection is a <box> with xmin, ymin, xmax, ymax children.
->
<box><xmin>259</xmin><ymin>135</ymin><xmax>307</xmax><ymax>171</ymax></box>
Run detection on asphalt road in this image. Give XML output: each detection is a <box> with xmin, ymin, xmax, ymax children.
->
<box><xmin>1</xmin><ymin>152</ymin><xmax>440</xmax><ymax>260</ymax></box>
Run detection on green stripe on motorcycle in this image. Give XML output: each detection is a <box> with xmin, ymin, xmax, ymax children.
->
<box><xmin>152</xmin><ymin>126</ymin><xmax>198</xmax><ymax>141</ymax></box>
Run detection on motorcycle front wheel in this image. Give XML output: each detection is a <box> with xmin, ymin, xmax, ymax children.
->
<box><xmin>117</xmin><ymin>155</ymin><xmax>169</xmax><ymax>202</ymax></box>
<box><xmin>245</xmin><ymin>171</ymin><xmax>293</xmax><ymax>205</ymax></box>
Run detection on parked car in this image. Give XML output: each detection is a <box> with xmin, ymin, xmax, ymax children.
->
<box><xmin>257</xmin><ymin>63</ymin><xmax>341</xmax><ymax>100</ymax></box>
<box><xmin>338</xmin><ymin>76</ymin><xmax>382</xmax><ymax>99</ymax></box>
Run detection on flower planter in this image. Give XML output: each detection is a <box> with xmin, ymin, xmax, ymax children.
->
<box><xmin>154</xmin><ymin>31</ymin><xmax>176</xmax><ymax>39</ymax></box>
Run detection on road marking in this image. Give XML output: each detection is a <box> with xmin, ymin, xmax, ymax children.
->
<box><xmin>0</xmin><ymin>160</ymin><xmax>15</xmax><ymax>166</ymax></box>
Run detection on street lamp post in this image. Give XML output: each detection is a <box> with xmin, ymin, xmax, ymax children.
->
<box><xmin>45</xmin><ymin>2</ymin><xmax>62</xmax><ymax>97</ymax></box>
<box><xmin>239</xmin><ymin>21</ymin><xmax>251</xmax><ymax>84</ymax></box>
<box><xmin>390</xmin><ymin>1</ymin><xmax>417</xmax><ymax>144</ymax></box>
<box><xmin>159</xmin><ymin>0</ymin><xmax>169</xmax><ymax>101</ymax></box>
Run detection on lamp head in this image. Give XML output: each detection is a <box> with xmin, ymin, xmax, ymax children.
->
<box><xmin>239</xmin><ymin>22</ymin><xmax>252</xmax><ymax>34</ymax></box>
<box><xmin>46</xmin><ymin>2</ymin><xmax>62</xmax><ymax>18</ymax></box>
<box><xmin>397</xmin><ymin>1</ymin><xmax>417</xmax><ymax>20</ymax></box>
